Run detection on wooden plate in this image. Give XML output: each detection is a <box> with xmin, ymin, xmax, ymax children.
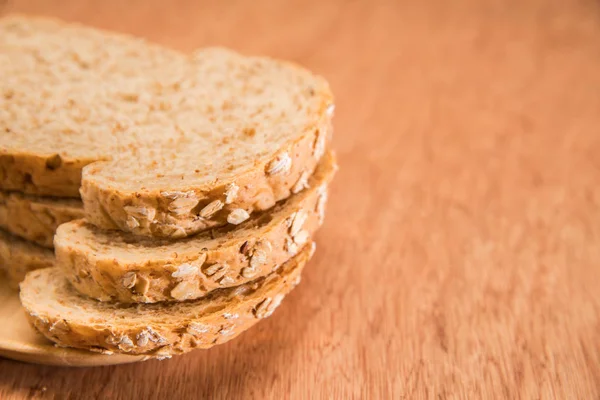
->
<box><xmin>0</xmin><ymin>279</ymin><xmax>148</xmax><ymax>367</ymax></box>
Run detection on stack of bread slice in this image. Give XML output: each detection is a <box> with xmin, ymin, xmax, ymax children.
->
<box><xmin>0</xmin><ymin>135</ymin><xmax>85</xmax><ymax>287</ymax></box>
<box><xmin>1</xmin><ymin>16</ymin><xmax>337</xmax><ymax>358</ymax></box>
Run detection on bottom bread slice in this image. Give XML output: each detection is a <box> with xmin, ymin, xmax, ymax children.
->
<box><xmin>20</xmin><ymin>244</ymin><xmax>312</xmax><ymax>357</ymax></box>
<box><xmin>0</xmin><ymin>191</ymin><xmax>84</xmax><ymax>249</ymax></box>
<box><xmin>0</xmin><ymin>229</ymin><xmax>55</xmax><ymax>289</ymax></box>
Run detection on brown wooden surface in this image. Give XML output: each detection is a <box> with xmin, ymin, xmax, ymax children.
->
<box><xmin>2</xmin><ymin>0</ymin><xmax>600</xmax><ymax>398</ymax></box>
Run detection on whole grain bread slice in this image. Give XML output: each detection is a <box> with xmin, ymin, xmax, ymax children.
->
<box><xmin>0</xmin><ymin>191</ymin><xmax>84</xmax><ymax>248</ymax></box>
<box><xmin>0</xmin><ymin>229</ymin><xmax>54</xmax><ymax>289</ymax></box>
<box><xmin>0</xmin><ymin>15</ymin><xmax>182</xmax><ymax>197</ymax></box>
<box><xmin>56</xmin><ymin>152</ymin><xmax>335</xmax><ymax>303</ymax></box>
<box><xmin>20</xmin><ymin>244</ymin><xmax>310</xmax><ymax>357</ymax></box>
<box><xmin>1</xmin><ymin>16</ymin><xmax>334</xmax><ymax>239</ymax></box>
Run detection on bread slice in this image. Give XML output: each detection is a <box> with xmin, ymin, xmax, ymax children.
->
<box><xmin>0</xmin><ymin>15</ymin><xmax>182</xmax><ymax>197</ymax></box>
<box><xmin>0</xmin><ymin>229</ymin><xmax>54</xmax><ymax>289</ymax></box>
<box><xmin>80</xmin><ymin>47</ymin><xmax>333</xmax><ymax>238</ymax></box>
<box><xmin>1</xmin><ymin>16</ymin><xmax>334</xmax><ymax>240</ymax></box>
<box><xmin>0</xmin><ymin>191</ymin><xmax>84</xmax><ymax>248</ymax></box>
<box><xmin>20</xmin><ymin>244</ymin><xmax>310</xmax><ymax>357</ymax></box>
<box><xmin>56</xmin><ymin>152</ymin><xmax>335</xmax><ymax>303</ymax></box>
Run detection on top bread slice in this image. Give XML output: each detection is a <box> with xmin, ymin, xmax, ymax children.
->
<box><xmin>0</xmin><ymin>15</ymin><xmax>334</xmax><ymax>239</ymax></box>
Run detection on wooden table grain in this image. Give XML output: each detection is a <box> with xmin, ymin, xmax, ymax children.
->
<box><xmin>2</xmin><ymin>0</ymin><xmax>600</xmax><ymax>398</ymax></box>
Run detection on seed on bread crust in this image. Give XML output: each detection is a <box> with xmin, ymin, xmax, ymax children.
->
<box><xmin>241</xmin><ymin>267</ymin><xmax>257</xmax><ymax>278</ymax></box>
<box><xmin>227</xmin><ymin>209</ymin><xmax>249</xmax><ymax>225</ymax></box>
<box><xmin>254</xmin><ymin>239</ymin><xmax>273</xmax><ymax>254</ymax></box>
<box><xmin>154</xmin><ymin>349</ymin><xmax>172</xmax><ymax>360</ymax></box>
<box><xmin>250</xmin><ymin>250</ymin><xmax>268</xmax><ymax>269</ymax></box>
<box><xmin>136</xmin><ymin>331</ymin><xmax>150</xmax><ymax>347</ymax></box>
<box><xmin>313</xmin><ymin>129</ymin><xmax>327</xmax><ymax>160</ymax></box>
<box><xmin>285</xmin><ymin>237</ymin><xmax>298</xmax><ymax>255</ymax></box>
<box><xmin>219</xmin><ymin>276</ymin><xmax>235</xmax><ymax>285</ymax></box>
<box><xmin>139</xmin><ymin>327</ymin><xmax>166</xmax><ymax>344</ymax></box>
<box><xmin>124</xmin><ymin>206</ymin><xmax>156</xmax><ymax>222</ymax></box>
<box><xmin>122</xmin><ymin>272</ymin><xmax>137</xmax><ymax>289</ymax></box>
<box><xmin>168</xmin><ymin>197</ymin><xmax>200</xmax><ymax>215</ymax></box>
<box><xmin>266</xmin><ymin>152</ymin><xmax>292</xmax><ymax>175</ymax></box>
<box><xmin>326</xmin><ymin>103</ymin><xmax>335</xmax><ymax>117</ymax></box>
<box><xmin>316</xmin><ymin>184</ymin><xmax>328</xmax><ymax>224</ymax></box>
<box><xmin>203</xmin><ymin>263</ymin><xmax>227</xmax><ymax>277</ymax></box>
<box><xmin>126</xmin><ymin>216</ymin><xmax>140</xmax><ymax>229</ymax></box>
<box><xmin>171</xmin><ymin>281</ymin><xmax>201</xmax><ymax>300</ymax></box>
<box><xmin>309</xmin><ymin>242</ymin><xmax>317</xmax><ymax>258</ymax></box>
<box><xmin>106</xmin><ymin>335</ymin><xmax>134</xmax><ymax>350</ymax></box>
<box><xmin>219</xmin><ymin>326</ymin><xmax>235</xmax><ymax>336</ymax></box>
<box><xmin>161</xmin><ymin>191</ymin><xmax>195</xmax><ymax>200</ymax></box>
<box><xmin>253</xmin><ymin>294</ymin><xmax>285</xmax><ymax>319</ymax></box>
<box><xmin>224</xmin><ymin>183</ymin><xmax>239</xmax><ymax>204</ymax></box>
<box><xmin>292</xmin><ymin>171</ymin><xmax>310</xmax><ymax>194</ymax></box>
<box><xmin>49</xmin><ymin>319</ymin><xmax>70</xmax><ymax>334</ymax></box>
<box><xmin>172</xmin><ymin>263</ymin><xmax>199</xmax><ymax>279</ymax></box>
<box><xmin>289</xmin><ymin>210</ymin><xmax>308</xmax><ymax>236</ymax></box>
<box><xmin>187</xmin><ymin>322</ymin><xmax>210</xmax><ymax>335</ymax></box>
<box><xmin>293</xmin><ymin>230</ymin><xmax>310</xmax><ymax>246</ymax></box>
<box><xmin>199</xmin><ymin>200</ymin><xmax>223</xmax><ymax>218</ymax></box>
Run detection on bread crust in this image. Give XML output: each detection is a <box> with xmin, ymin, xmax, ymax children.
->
<box><xmin>0</xmin><ymin>153</ymin><xmax>90</xmax><ymax>197</ymax></box>
<box><xmin>0</xmin><ymin>191</ymin><xmax>84</xmax><ymax>248</ymax></box>
<box><xmin>20</xmin><ymin>245</ymin><xmax>310</xmax><ymax>357</ymax></box>
<box><xmin>58</xmin><ymin>153</ymin><xmax>335</xmax><ymax>303</ymax></box>
<box><xmin>81</xmin><ymin>114</ymin><xmax>332</xmax><ymax>238</ymax></box>
<box><xmin>0</xmin><ymin>230</ymin><xmax>55</xmax><ymax>289</ymax></box>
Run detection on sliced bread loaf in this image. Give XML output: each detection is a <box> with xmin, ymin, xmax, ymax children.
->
<box><xmin>56</xmin><ymin>152</ymin><xmax>335</xmax><ymax>303</ymax></box>
<box><xmin>0</xmin><ymin>191</ymin><xmax>84</xmax><ymax>248</ymax></box>
<box><xmin>0</xmin><ymin>229</ymin><xmax>54</xmax><ymax>289</ymax></box>
<box><xmin>1</xmin><ymin>16</ymin><xmax>334</xmax><ymax>240</ymax></box>
<box><xmin>20</xmin><ymin>244</ymin><xmax>310</xmax><ymax>357</ymax></box>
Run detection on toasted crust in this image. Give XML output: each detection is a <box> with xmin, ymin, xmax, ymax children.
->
<box><xmin>20</xmin><ymin>245</ymin><xmax>310</xmax><ymax>356</ymax></box>
<box><xmin>0</xmin><ymin>229</ymin><xmax>55</xmax><ymax>289</ymax></box>
<box><xmin>0</xmin><ymin>191</ymin><xmax>84</xmax><ymax>248</ymax></box>
<box><xmin>58</xmin><ymin>153</ymin><xmax>335</xmax><ymax>303</ymax></box>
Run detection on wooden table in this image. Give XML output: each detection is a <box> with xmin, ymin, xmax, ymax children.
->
<box><xmin>2</xmin><ymin>0</ymin><xmax>599</xmax><ymax>398</ymax></box>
